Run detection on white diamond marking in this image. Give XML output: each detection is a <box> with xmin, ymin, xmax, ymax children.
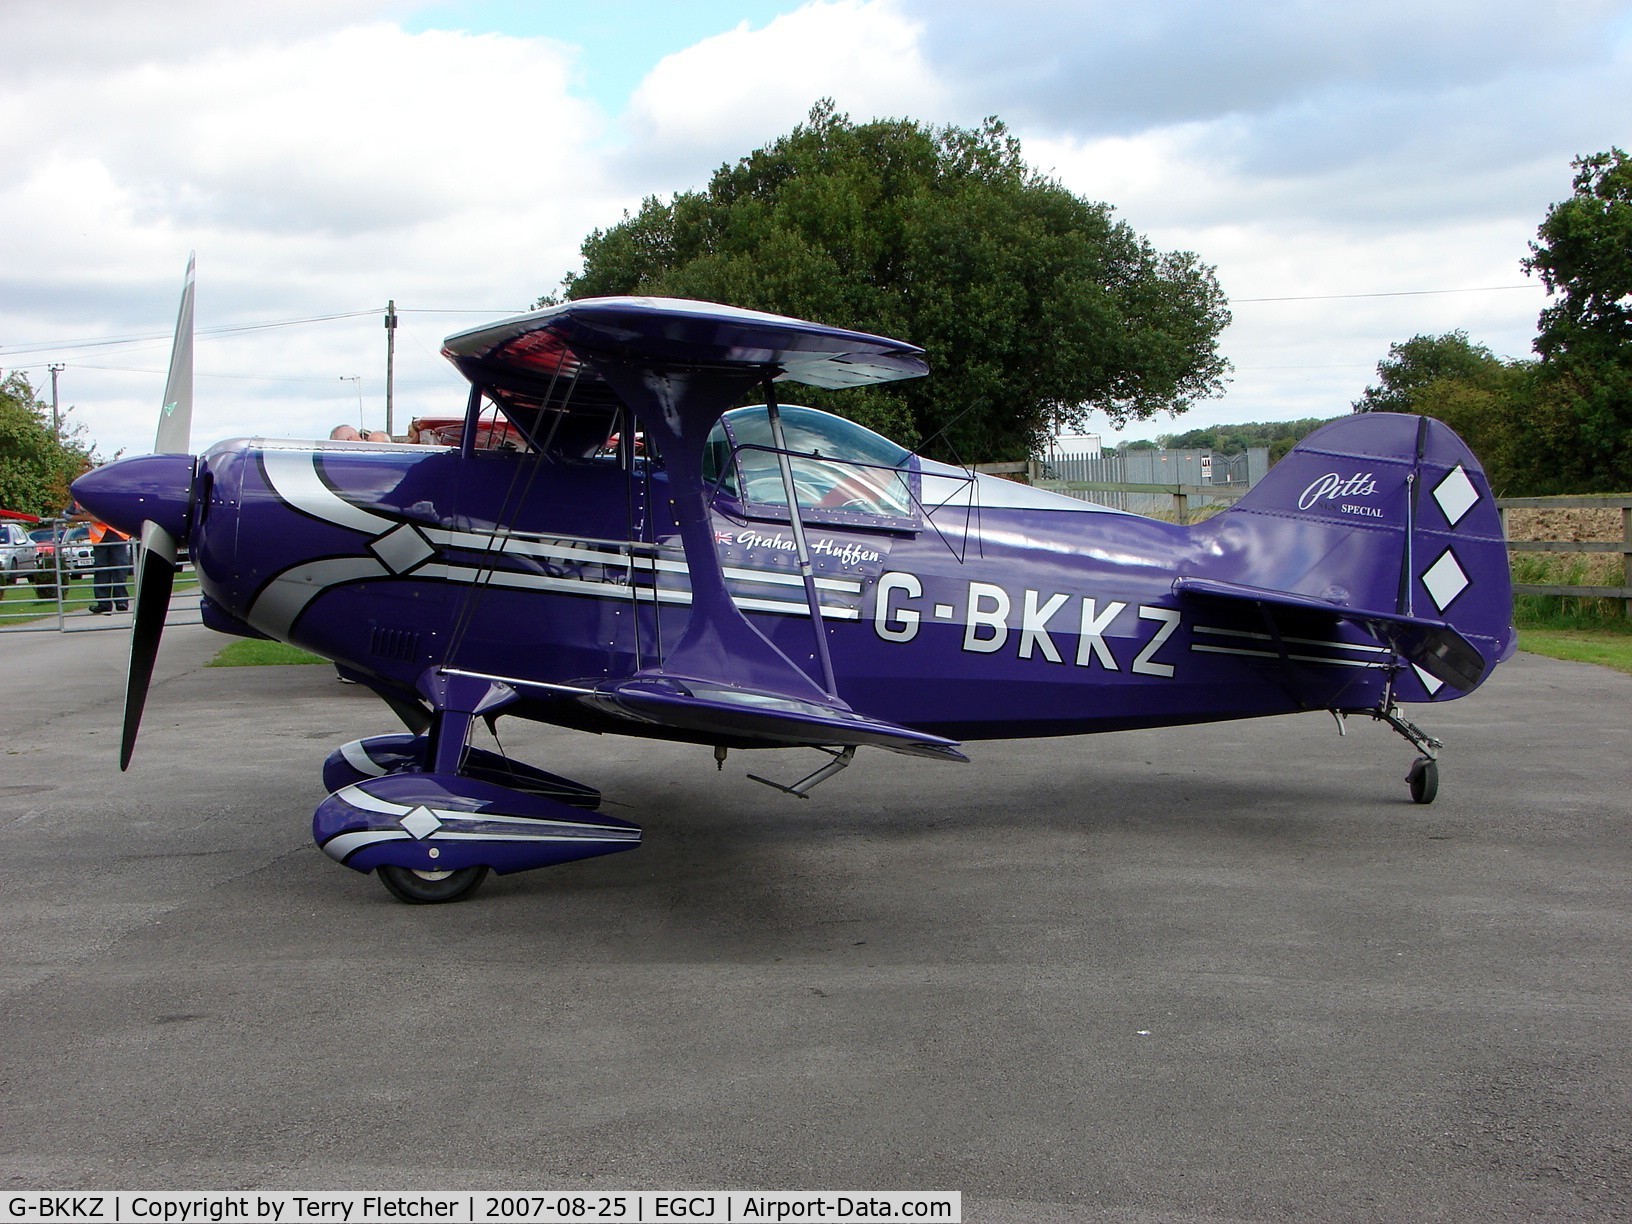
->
<box><xmin>370</xmin><ymin>523</ymin><xmax>435</xmax><ymax>574</ymax></box>
<box><xmin>1432</xmin><ymin>465</ymin><xmax>1480</xmax><ymax>528</ymax></box>
<box><xmin>1422</xmin><ymin>550</ymin><xmax>1469</xmax><ymax>612</ymax></box>
<box><xmin>399</xmin><ymin>806</ymin><xmax>443</xmax><ymax>840</ymax></box>
<box><xmin>1412</xmin><ymin>664</ymin><xmax>1445</xmax><ymax>696</ymax></box>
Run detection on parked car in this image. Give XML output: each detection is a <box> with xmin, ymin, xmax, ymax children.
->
<box><xmin>0</xmin><ymin>520</ymin><xmax>34</xmax><ymax>593</ymax></box>
<box><xmin>57</xmin><ymin>524</ymin><xmax>95</xmax><ymax>576</ymax></box>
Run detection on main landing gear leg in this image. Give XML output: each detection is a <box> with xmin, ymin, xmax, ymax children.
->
<box><xmin>374</xmin><ymin>693</ymin><xmax>491</xmax><ymax>904</ymax></box>
<box><xmin>315</xmin><ymin>672</ymin><xmax>638</xmax><ymax>905</ymax></box>
<box><xmin>372</xmin><ymin>673</ymin><xmax>516</xmax><ymax>904</ymax></box>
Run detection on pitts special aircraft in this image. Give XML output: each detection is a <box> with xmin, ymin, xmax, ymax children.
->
<box><xmin>75</xmin><ymin>266</ymin><xmax>1515</xmax><ymax>903</ymax></box>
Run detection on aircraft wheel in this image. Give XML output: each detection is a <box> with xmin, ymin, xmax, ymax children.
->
<box><xmin>1407</xmin><ymin>757</ymin><xmax>1439</xmax><ymax>805</ymax></box>
<box><xmin>377</xmin><ymin>863</ymin><xmax>489</xmax><ymax>904</ymax></box>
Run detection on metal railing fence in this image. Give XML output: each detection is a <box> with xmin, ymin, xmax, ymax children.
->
<box><xmin>0</xmin><ymin>529</ymin><xmax>202</xmax><ymax>634</ymax></box>
<box><xmin>977</xmin><ymin>448</ymin><xmax>1270</xmax><ymax>521</ymax></box>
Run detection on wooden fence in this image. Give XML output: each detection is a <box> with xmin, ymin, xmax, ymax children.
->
<box><xmin>1498</xmin><ymin>494</ymin><xmax>1632</xmax><ymax>619</ymax></box>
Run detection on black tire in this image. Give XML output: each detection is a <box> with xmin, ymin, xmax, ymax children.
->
<box><xmin>1408</xmin><ymin>757</ymin><xmax>1439</xmax><ymax>805</ymax></box>
<box><xmin>377</xmin><ymin>863</ymin><xmax>489</xmax><ymax>904</ymax></box>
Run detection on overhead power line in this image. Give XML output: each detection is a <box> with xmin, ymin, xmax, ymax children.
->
<box><xmin>1235</xmin><ymin>284</ymin><xmax>1540</xmax><ymax>304</ymax></box>
<box><xmin>0</xmin><ymin>308</ymin><xmax>385</xmax><ymax>360</ymax></box>
<box><xmin>71</xmin><ymin>363</ymin><xmax>378</xmax><ymax>386</ymax></box>
<box><xmin>0</xmin><ymin>305</ymin><xmax>531</xmax><ymax>363</ymax></box>
<box><xmin>2</xmin><ymin>285</ymin><xmax>1542</xmax><ymax>368</ymax></box>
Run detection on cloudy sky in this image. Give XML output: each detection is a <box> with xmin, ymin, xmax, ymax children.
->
<box><xmin>3</xmin><ymin>0</ymin><xmax>1628</xmax><ymax>459</ymax></box>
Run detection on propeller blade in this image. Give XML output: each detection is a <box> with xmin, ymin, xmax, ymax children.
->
<box><xmin>154</xmin><ymin>252</ymin><xmax>195</xmax><ymax>455</ymax></box>
<box><xmin>120</xmin><ymin>521</ymin><xmax>179</xmax><ymax>771</ymax></box>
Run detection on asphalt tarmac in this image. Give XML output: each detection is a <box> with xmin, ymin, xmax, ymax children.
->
<box><xmin>2</xmin><ymin>621</ymin><xmax>1629</xmax><ymax>1220</ymax></box>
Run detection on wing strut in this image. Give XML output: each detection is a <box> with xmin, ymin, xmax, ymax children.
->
<box><xmin>763</xmin><ymin>377</ymin><xmax>838</xmax><ymax>697</ymax></box>
<box><xmin>585</xmin><ymin>357</ymin><xmax>831</xmax><ymax>703</ymax></box>
<box><xmin>440</xmin><ymin>299</ymin><xmax>964</xmax><ymax>758</ymax></box>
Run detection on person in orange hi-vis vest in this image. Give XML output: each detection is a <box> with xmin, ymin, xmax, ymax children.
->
<box><xmin>86</xmin><ymin>516</ymin><xmax>132</xmax><ymax>614</ymax></box>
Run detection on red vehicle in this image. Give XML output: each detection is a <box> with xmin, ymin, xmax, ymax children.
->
<box><xmin>406</xmin><ymin>415</ymin><xmax>529</xmax><ymax>450</ymax></box>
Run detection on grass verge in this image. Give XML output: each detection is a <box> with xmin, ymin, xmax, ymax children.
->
<box><xmin>207</xmin><ymin>639</ymin><xmax>326</xmax><ymax>667</ymax></box>
<box><xmin>0</xmin><ymin>578</ymin><xmax>102</xmax><ymax>623</ymax></box>
<box><xmin>1518</xmin><ymin>627</ymin><xmax>1632</xmax><ymax>677</ymax></box>
<box><xmin>0</xmin><ymin>573</ymin><xmax>203</xmax><ymax>627</ymax></box>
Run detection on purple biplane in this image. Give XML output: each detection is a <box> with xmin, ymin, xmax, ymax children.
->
<box><xmin>75</xmin><ymin>269</ymin><xmax>1515</xmax><ymax>903</ymax></box>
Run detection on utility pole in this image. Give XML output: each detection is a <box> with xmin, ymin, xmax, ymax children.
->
<box><xmin>384</xmin><ymin>300</ymin><xmax>398</xmax><ymax>438</ymax></box>
<box><xmin>49</xmin><ymin>363</ymin><xmax>64</xmax><ymax>441</ymax></box>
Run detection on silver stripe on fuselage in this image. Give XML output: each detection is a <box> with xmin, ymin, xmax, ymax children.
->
<box><xmin>1191</xmin><ymin>622</ymin><xmax>1393</xmax><ymax>669</ymax></box>
<box><xmin>1193</xmin><ymin>624</ymin><xmax>1391</xmax><ymax>655</ymax></box>
<box><xmin>261</xmin><ymin>447</ymin><xmax>397</xmax><ymax>535</ymax></box>
<box><xmin>422</xmin><ymin>527</ymin><xmax>862</xmax><ymax>594</ymax></box>
<box><xmin>1190</xmin><ymin>644</ymin><xmax>1387</xmax><ymax>669</ymax></box>
<box><xmin>410</xmin><ymin>562</ymin><xmax>859</xmax><ymax>619</ymax></box>
<box><xmin>250</xmin><ymin>556</ymin><xmax>393</xmax><ymax>640</ymax></box>
<box><xmin>428</xmin><ymin>829</ymin><xmax>640</xmax><ymax>844</ymax></box>
<box><xmin>246</xmin><ymin>448</ymin><xmax>868</xmax><ymax>640</ymax></box>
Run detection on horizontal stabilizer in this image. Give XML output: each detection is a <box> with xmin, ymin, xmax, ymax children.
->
<box><xmin>1173</xmin><ymin>576</ymin><xmax>1487</xmax><ymax>693</ymax></box>
<box><xmin>579</xmin><ymin>673</ymin><xmax>968</xmax><ymax>760</ymax></box>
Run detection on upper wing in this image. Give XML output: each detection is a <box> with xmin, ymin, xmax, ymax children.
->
<box><xmin>442</xmin><ymin>296</ymin><xmax>928</xmax><ymax>393</ymax></box>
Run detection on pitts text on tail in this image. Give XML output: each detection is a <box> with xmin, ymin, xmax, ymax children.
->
<box><xmin>73</xmin><ymin>283</ymin><xmax>1516</xmax><ymax>903</ymax></box>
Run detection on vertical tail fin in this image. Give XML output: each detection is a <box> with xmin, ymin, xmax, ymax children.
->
<box><xmin>1192</xmin><ymin>412</ymin><xmax>1515</xmax><ymax>700</ymax></box>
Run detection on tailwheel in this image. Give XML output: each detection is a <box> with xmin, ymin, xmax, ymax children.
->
<box><xmin>1340</xmin><ymin>701</ymin><xmax>1445</xmax><ymax>805</ymax></box>
<box><xmin>377</xmin><ymin>863</ymin><xmax>489</xmax><ymax>904</ymax></box>
<box><xmin>1407</xmin><ymin>756</ymin><xmax>1439</xmax><ymax>805</ymax></box>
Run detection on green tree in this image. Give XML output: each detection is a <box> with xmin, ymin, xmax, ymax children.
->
<box><xmin>558</xmin><ymin>102</ymin><xmax>1231</xmax><ymax>461</ymax></box>
<box><xmin>1407</xmin><ymin>362</ymin><xmax>1549</xmax><ymax>495</ymax></box>
<box><xmin>1353</xmin><ymin>331</ymin><xmax>1506</xmax><ymax>414</ymax></box>
<box><xmin>1164</xmin><ymin>417</ymin><xmax>1336</xmax><ymax>463</ymax></box>
<box><xmin>1351</xmin><ymin>331</ymin><xmax>1547</xmax><ymax>493</ymax></box>
<box><xmin>1521</xmin><ymin>147</ymin><xmax>1632</xmax><ymax>491</ymax></box>
<box><xmin>0</xmin><ymin>373</ymin><xmax>96</xmax><ymax>517</ymax></box>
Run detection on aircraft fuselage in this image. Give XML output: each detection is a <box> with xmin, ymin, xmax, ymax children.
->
<box><xmin>191</xmin><ymin>436</ymin><xmax>1395</xmax><ymax>744</ymax></box>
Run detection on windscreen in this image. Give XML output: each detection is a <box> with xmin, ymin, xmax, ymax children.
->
<box><xmin>708</xmin><ymin>405</ymin><xmax>917</xmax><ymax>526</ymax></box>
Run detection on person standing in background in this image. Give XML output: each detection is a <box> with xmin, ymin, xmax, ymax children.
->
<box><xmin>87</xmin><ymin>516</ymin><xmax>131</xmax><ymax>614</ymax></box>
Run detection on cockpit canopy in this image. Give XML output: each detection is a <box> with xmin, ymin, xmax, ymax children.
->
<box><xmin>705</xmin><ymin>405</ymin><xmax>920</xmax><ymax>532</ymax></box>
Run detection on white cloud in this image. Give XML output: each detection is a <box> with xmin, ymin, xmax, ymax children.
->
<box><xmin>900</xmin><ymin>0</ymin><xmax>1630</xmax><ymax>137</ymax></box>
<box><xmin>618</xmin><ymin>0</ymin><xmax>949</xmax><ymax>183</ymax></box>
<box><xmin>3</xmin><ymin>0</ymin><xmax>1627</xmax><ymax>461</ymax></box>
<box><xmin>1</xmin><ymin>13</ymin><xmax>627</xmax><ymax>457</ymax></box>
<box><xmin>1</xmin><ymin>0</ymin><xmax>412</xmax><ymax>75</ymax></box>
<box><xmin>934</xmin><ymin>1</ymin><xmax>1632</xmax><ymax>441</ymax></box>
<box><xmin>1023</xmin><ymin>121</ymin><xmax>1558</xmax><ymax>440</ymax></box>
